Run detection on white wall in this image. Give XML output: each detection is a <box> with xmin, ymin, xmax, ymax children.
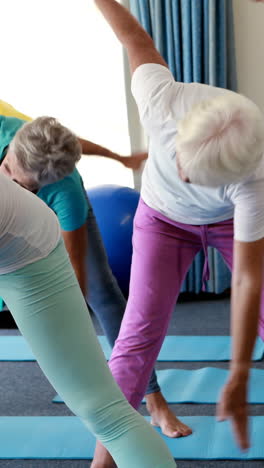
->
<box><xmin>0</xmin><ymin>0</ymin><xmax>134</xmax><ymax>189</ymax></box>
<box><xmin>233</xmin><ymin>0</ymin><xmax>264</xmax><ymax>112</ymax></box>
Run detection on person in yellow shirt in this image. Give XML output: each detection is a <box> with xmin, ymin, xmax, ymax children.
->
<box><xmin>0</xmin><ymin>100</ymin><xmax>32</xmax><ymax>121</ymax></box>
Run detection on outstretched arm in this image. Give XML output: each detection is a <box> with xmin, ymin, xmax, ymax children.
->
<box><xmin>94</xmin><ymin>0</ymin><xmax>167</xmax><ymax>74</ymax></box>
<box><xmin>78</xmin><ymin>137</ymin><xmax>147</xmax><ymax>170</ymax></box>
<box><xmin>217</xmin><ymin>237</ymin><xmax>264</xmax><ymax>450</ymax></box>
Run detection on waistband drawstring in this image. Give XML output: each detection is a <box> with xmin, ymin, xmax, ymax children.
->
<box><xmin>200</xmin><ymin>225</ymin><xmax>210</xmax><ymax>291</ymax></box>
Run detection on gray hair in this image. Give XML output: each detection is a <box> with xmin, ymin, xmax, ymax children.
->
<box><xmin>9</xmin><ymin>116</ymin><xmax>82</xmax><ymax>186</ymax></box>
<box><xmin>175</xmin><ymin>92</ymin><xmax>264</xmax><ymax>187</ymax></box>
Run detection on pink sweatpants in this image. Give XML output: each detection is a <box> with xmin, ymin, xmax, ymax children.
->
<box><xmin>109</xmin><ymin>198</ymin><xmax>264</xmax><ymax>409</ymax></box>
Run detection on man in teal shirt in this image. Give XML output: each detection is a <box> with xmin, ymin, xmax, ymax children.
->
<box><xmin>0</xmin><ymin>114</ymin><xmax>147</xmax><ymax>291</ymax></box>
<box><xmin>0</xmin><ymin>114</ymin><xmax>182</xmax><ymax>443</ymax></box>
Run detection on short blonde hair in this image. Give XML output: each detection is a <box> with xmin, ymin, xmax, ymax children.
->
<box><xmin>10</xmin><ymin>116</ymin><xmax>82</xmax><ymax>186</ymax></box>
<box><xmin>175</xmin><ymin>93</ymin><xmax>264</xmax><ymax>186</ymax></box>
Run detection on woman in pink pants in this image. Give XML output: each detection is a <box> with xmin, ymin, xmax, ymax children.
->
<box><xmin>93</xmin><ymin>1</ymin><xmax>264</xmax><ymax>466</ymax></box>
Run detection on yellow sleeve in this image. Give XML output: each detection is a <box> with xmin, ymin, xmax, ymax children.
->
<box><xmin>0</xmin><ymin>100</ymin><xmax>32</xmax><ymax>121</ymax></box>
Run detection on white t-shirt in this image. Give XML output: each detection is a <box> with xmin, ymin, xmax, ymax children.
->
<box><xmin>131</xmin><ymin>63</ymin><xmax>264</xmax><ymax>242</ymax></box>
<box><xmin>0</xmin><ymin>173</ymin><xmax>61</xmax><ymax>274</ymax></box>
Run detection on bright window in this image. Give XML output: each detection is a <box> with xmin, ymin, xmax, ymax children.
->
<box><xmin>0</xmin><ymin>0</ymin><xmax>134</xmax><ymax>188</ymax></box>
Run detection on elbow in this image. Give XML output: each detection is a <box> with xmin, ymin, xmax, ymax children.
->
<box><xmin>123</xmin><ymin>29</ymin><xmax>154</xmax><ymax>51</ymax></box>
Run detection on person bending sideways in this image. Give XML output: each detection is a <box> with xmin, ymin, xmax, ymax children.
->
<box><xmin>0</xmin><ymin>114</ymin><xmax>184</xmax><ymax>440</ymax></box>
<box><xmin>92</xmin><ymin>0</ymin><xmax>264</xmax><ymax>466</ymax></box>
<box><xmin>0</xmin><ymin>172</ymin><xmax>176</xmax><ymax>468</ymax></box>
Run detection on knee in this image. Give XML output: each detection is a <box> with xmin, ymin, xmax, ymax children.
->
<box><xmin>74</xmin><ymin>396</ymin><xmax>134</xmax><ymax>441</ymax></box>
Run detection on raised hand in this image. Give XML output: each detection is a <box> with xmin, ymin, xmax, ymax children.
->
<box><xmin>119</xmin><ymin>152</ymin><xmax>148</xmax><ymax>170</ymax></box>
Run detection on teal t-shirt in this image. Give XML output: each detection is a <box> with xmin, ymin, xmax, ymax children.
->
<box><xmin>0</xmin><ymin>115</ymin><xmax>26</xmax><ymax>157</ymax></box>
<box><xmin>37</xmin><ymin>170</ymin><xmax>89</xmax><ymax>231</ymax></box>
<box><xmin>0</xmin><ymin>115</ymin><xmax>89</xmax><ymax>231</ymax></box>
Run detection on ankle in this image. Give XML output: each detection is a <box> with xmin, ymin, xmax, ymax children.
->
<box><xmin>91</xmin><ymin>461</ymin><xmax>116</xmax><ymax>468</ymax></box>
<box><xmin>145</xmin><ymin>391</ymin><xmax>167</xmax><ymax>411</ymax></box>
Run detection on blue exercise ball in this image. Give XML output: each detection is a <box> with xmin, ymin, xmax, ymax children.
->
<box><xmin>87</xmin><ymin>185</ymin><xmax>140</xmax><ymax>297</ymax></box>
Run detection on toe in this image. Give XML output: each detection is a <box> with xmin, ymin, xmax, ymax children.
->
<box><xmin>181</xmin><ymin>426</ymin><xmax>193</xmax><ymax>436</ymax></box>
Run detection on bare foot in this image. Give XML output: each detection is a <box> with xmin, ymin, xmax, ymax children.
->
<box><xmin>91</xmin><ymin>441</ymin><xmax>116</xmax><ymax>468</ymax></box>
<box><xmin>145</xmin><ymin>391</ymin><xmax>193</xmax><ymax>438</ymax></box>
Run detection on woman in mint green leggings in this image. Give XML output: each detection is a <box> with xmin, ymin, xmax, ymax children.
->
<box><xmin>0</xmin><ymin>174</ymin><xmax>175</xmax><ymax>467</ymax></box>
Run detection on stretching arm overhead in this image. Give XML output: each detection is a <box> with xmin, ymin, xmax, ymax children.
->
<box><xmin>95</xmin><ymin>0</ymin><xmax>264</xmax><ymax>75</ymax></box>
<box><xmin>94</xmin><ymin>0</ymin><xmax>167</xmax><ymax>74</ymax></box>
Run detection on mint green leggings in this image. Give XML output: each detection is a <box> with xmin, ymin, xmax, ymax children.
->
<box><xmin>0</xmin><ymin>240</ymin><xmax>175</xmax><ymax>468</ymax></box>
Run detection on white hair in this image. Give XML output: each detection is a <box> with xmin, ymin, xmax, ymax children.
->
<box><xmin>10</xmin><ymin>116</ymin><xmax>82</xmax><ymax>186</ymax></box>
<box><xmin>175</xmin><ymin>92</ymin><xmax>264</xmax><ymax>187</ymax></box>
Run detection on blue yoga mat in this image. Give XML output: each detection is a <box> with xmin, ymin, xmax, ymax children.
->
<box><xmin>53</xmin><ymin>367</ymin><xmax>264</xmax><ymax>404</ymax></box>
<box><xmin>156</xmin><ymin>336</ymin><xmax>264</xmax><ymax>361</ymax></box>
<box><xmin>0</xmin><ymin>415</ymin><xmax>263</xmax><ymax>460</ymax></box>
<box><xmin>1</xmin><ymin>335</ymin><xmax>264</xmax><ymax>362</ymax></box>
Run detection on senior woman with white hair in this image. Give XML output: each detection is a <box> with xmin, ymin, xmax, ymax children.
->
<box><xmin>0</xmin><ymin>171</ymin><xmax>175</xmax><ymax>468</ymax></box>
<box><xmin>91</xmin><ymin>0</ymin><xmax>264</xmax><ymax>466</ymax></box>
